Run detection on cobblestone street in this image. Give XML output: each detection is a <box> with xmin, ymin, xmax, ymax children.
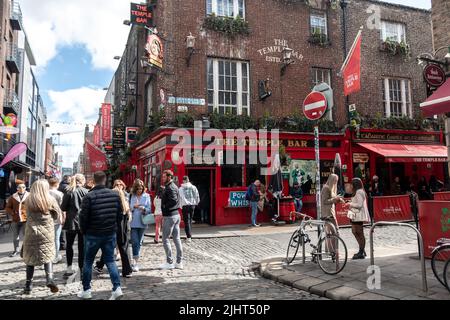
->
<box><xmin>0</xmin><ymin>224</ymin><xmax>420</xmax><ymax>300</ymax></box>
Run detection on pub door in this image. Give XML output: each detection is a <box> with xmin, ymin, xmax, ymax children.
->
<box><xmin>185</xmin><ymin>168</ymin><xmax>215</xmax><ymax>225</ymax></box>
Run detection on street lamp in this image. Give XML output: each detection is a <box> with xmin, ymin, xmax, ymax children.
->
<box><xmin>186</xmin><ymin>32</ymin><xmax>196</xmax><ymax>67</ymax></box>
<box><xmin>114</xmin><ymin>56</ymin><xmax>121</xmax><ymax>60</ymax></box>
<box><xmin>280</xmin><ymin>47</ymin><xmax>294</xmax><ymax>76</ymax></box>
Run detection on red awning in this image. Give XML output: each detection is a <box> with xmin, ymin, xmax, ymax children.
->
<box><xmin>420</xmin><ymin>78</ymin><xmax>450</xmax><ymax>117</ymax></box>
<box><xmin>357</xmin><ymin>143</ymin><xmax>448</xmax><ymax>163</ymax></box>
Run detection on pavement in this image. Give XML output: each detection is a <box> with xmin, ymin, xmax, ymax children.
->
<box><xmin>1</xmin><ymin>222</ymin><xmax>448</xmax><ymax>300</ymax></box>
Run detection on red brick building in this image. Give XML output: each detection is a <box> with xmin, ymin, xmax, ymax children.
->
<box><xmin>108</xmin><ymin>1</ymin><xmax>448</xmax><ymax>226</ymax></box>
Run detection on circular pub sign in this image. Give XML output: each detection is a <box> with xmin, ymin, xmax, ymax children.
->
<box><xmin>424</xmin><ymin>64</ymin><xmax>446</xmax><ymax>87</ymax></box>
<box><xmin>303</xmin><ymin>91</ymin><xmax>328</xmax><ymax>121</ymax></box>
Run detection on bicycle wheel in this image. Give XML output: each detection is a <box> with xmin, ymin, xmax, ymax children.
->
<box><xmin>431</xmin><ymin>244</ymin><xmax>450</xmax><ymax>288</ymax></box>
<box><xmin>316</xmin><ymin>234</ymin><xmax>348</xmax><ymax>275</ymax></box>
<box><xmin>286</xmin><ymin>231</ymin><xmax>301</xmax><ymax>264</ymax></box>
<box><xmin>444</xmin><ymin>258</ymin><xmax>450</xmax><ymax>293</ymax></box>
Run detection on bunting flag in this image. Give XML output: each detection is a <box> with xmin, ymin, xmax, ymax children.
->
<box><xmin>85</xmin><ymin>139</ymin><xmax>108</xmax><ymax>172</ymax></box>
<box><xmin>340</xmin><ymin>29</ymin><xmax>362</xmax><ymax>96</ymax></box>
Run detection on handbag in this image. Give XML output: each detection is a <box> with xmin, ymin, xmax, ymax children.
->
<box><xmin>141</xmin><ymin>213</ymin><xmax>155</xmax><ymax>225</ymax></box>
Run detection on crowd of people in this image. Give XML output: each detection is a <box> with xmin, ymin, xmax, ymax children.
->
<box><xmin>4</xmin><ymin>169</ymin><xmax>200</xmax><ymax>300</ymax></box>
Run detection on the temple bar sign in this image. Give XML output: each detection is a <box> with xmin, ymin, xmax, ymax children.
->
<box><xmin>130</xmin><ymin>3</ymin><xmax>153</xmax><ymax>26</ymax></box>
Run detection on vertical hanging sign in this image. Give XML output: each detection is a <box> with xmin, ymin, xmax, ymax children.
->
<box><xmin>101</xmin><ymin>104</ymin><xmax>112</xmax><ymax>143</ymax></box>
<box><xmin>130</xmin><ymin>3</ymin><xmax>153</xmax><ymax>27</ymax></box>
<box><xmin>93</xmin><ymin>125</ymin><xmax>101</xmax><ymax>147</ymax></box>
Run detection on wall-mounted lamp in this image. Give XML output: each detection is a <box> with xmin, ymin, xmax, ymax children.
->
<box><xmin>281</xmin><ymin>47</ymin><xmax>295</xmax><ymax>76</ymax></box>
<box><xmin>114</xmin><ymin>56</ymin><xmax>121</xmax><ymax>60</ymax></box>
<box><xmin>186</xmin><ymin>33</ymin><xmax>196</xmax><ymax>67</ymax></box>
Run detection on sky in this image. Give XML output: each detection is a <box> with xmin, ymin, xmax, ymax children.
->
<box><xmin>18</xmin><ymin>0</ymin><xmax>432</xmax><ymax>168</ymax></box>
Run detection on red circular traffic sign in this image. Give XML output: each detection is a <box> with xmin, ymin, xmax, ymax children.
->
<box><xmin>303</xmin><ymin>91</ymin><xmax>328</xmax><ymax>121</ymax></box>
<box><xmin>424</xmin><ymin>64</ymin><xmax>446</xmax><ymax>87</ymax></box>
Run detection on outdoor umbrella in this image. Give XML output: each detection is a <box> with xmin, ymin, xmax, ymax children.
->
<box><xmin>334</xmin><ymin>153</ymin><xmax>344</xmax><ymax>196</ymax></box>
<box><xmin>269</xmin><ymin>154</ymin><xmax>283</xmax><ymax>220</ymax></box>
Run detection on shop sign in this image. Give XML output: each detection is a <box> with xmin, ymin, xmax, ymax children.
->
<box><xmin>282</xmin><ymin>139</ymin><xmax>340</xmax><ymax>149</ymax></box>
<box><xmin>130</xmin><ymin>3</ymin><xmax>153</xmax><ymax>26</ymax></box>
<box><xmin>146</xmin><ymin>34</ymin><xmax>164</xmax><ymax>69</ymax></box>
<box><xmin>101</xmin><ymin>103</ymin><xmax>112</xmax><ymax>143</ymax></box>
<box><xmin>357</xmin><ymin>131</ymin><xmax>440</xmax><ymax>144</ymax></box>
<box><xmin>126</xmin><ymin>127</ymin><xmax>140</xmax><ymax>144</ymax></box>
<box><xmin>168</xmin><ymin>97</ymin><xmax>206</xmax><ymax>106</ymax></box>
<box><xmin>353</xmin><ymin>153</ymin><xmax>369</xmax><ymax>163</ymax></box>
<box><xmin>257</xmin><ymin>39</ymin><xmax>304</xmax><ymax>63</ymax></box>
<box><xmin>113</xmin><ymin>127</ymin><xmax>126</xmax><ymax>149</ymax></box>
<box><xmin>424</xmin><ymin>64</ymin><xmax>446</xmax><ymax>88</ymax></box>
<box><xmin>228</xmin><ymin>191</ymin><xmax>249</xmax><ymax>208</ymax></box>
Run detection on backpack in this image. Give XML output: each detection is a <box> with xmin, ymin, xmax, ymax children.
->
<box><xmin>245</xmin><ymin>185</ymin><xmax>254</xmax><ymax>201</ymax></box>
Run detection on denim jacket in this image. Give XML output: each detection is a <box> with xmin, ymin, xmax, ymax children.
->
<box><xmin>130</xmin><ymin>193</ymin><xmax>152</xmax><ymax>229</ymax></box>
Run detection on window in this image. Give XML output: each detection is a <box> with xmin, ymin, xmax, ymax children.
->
<box><xmin>311</xmin><ymin>67</ymin><xmax>331</xmax><ymax>87</ymax></box>
<box><xmin>311</xmin><ymin>67</ymin><xmax>332</xmax><ymax>120</ymax></box>
<box><xmin>383</xmin><ymin>78</ymin><xmax>412</xmax><ymax>118</ymax></box>
<box><xmin>221</xmin><ymin>166</ymin><xmax>243</xmax><ymax>188</ymax></box>
<box><xmin>310</xmin><ymin>11</ymin><xmax>328</xmax><ymax>39</ymax></box>
<box><xmin>207</xmin><ymin>0</ymin><xmax>245</xmax><ymax>18</ymax></box>
<box><xmin>381</xmin><ymin>21</ymin><xmax>406</xmax><ymax>43</ymax></box>
<box><xmin>207</xmin><ymin>58</ymin><xmax>250</xmax><ymax>115</ymax></box>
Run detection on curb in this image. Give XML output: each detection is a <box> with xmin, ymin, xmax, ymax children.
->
<box><xmin>257</xmin><ymin>259</ymin><xmax>395</xmax><ymax>300</ymax></box>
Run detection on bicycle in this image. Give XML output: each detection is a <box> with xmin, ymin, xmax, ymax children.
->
<box><xmin>286</xmin><ymin>212</ymin><xmax>348</xmax><ymax>275</ymax></box>
<box><xmin>431</xmin><ymin>238</ymin><xmax>450</xmax><ymax>291</ymax></box>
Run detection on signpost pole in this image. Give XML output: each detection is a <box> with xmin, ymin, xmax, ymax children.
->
<box><xmin>315</xmin><ymin>126</ymin><xmax>322</xmax><ymax>236</ymax></box>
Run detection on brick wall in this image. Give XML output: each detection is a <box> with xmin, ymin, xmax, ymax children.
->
<box><xmin>119</xmin><ymin>0</ymin><xmax>432</xmax><ymax>130</ymax></box>
<box><xmin>432</xmin><ymin>0</ymin><xmax>450</xmax><ymax>52</ymax></box>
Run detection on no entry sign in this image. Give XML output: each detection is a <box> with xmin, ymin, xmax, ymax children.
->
<box><xmin>303</xmin><ymin>92</ymin><xmax>328</xmax><ymax>121</ymax></box>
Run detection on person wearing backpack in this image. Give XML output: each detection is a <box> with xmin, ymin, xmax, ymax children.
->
<box><xmin>246</xmin><ymin>180</ymin><xmax>261</xmax><ymax>227</ymax></box>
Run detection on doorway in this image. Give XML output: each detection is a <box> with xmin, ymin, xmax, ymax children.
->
<box><xmin>185</xmin><ymin>168</ymin><xmax>215</xmax><ymax>225</ymax></box>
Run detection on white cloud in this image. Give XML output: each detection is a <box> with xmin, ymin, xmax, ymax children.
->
<box><xmin>19</xmin><ymin>0</ymin><xmax>130</xmax><ymax>70</ymax></box>
<box><xmin>46</xmin><ymin>87</ymin><xmax>105</xmax><ymax>167</ymax></box>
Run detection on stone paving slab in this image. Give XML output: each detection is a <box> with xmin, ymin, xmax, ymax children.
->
<box><xmin>258</xmin><ymin>253</ymin><xmax>450</xmax><ymax>300</ymax></box>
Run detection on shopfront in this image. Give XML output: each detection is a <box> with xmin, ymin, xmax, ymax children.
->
<box><xmin>349</xmin><ymin>129</ymin><xmax>447</xmax><ymax>194</ymax></box>
<box><xmin>131</xmin><ymin>128</ymin><xmax>347</xmax><ymax>226</ymax></box>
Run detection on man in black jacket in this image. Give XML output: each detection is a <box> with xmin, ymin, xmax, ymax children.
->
<box><xmin>77</xmin><ymin>171</ymin><xmax>123</xmax><ymax>300</ymax></box>
<box><xmin>58</xmin><ymin>175</ymin><xmax>71</xmax><ymax>250</ymax></box>
<box><xmin>159</xmin><ymin>170</ymin><xmax>183</xmax><ymax>270</ymax></box>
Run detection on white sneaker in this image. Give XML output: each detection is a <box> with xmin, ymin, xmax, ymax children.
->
<box><xmin>132</xmin><ymin>265</ymin><xmax>140</xmax><ymax>272</ymax></box>
<box><xmin>77</xmin><ymin>289</ymin><xmax>92</xmax><ymax>300</ymax></box>
<box><xmin>175</xmin><ymin>262</ymin><xmax>184</xmax><ymax>269</ymax></box>
<box><xmin>159</xmin><ymin>262</ymin><xmax>175</xmax><ymax>270</ymax></box>
<box><xmin>186</xmin><ymin>238</ymin><xmax>192</xmax><ymax>243</ymax></box>
<box><xmin>109</xmin><ymin>287</ymin><xmax>123</xmax><ymax>300</ymax></box>
<box><xmin>53</xmin><ymin>255</ymin><xmax>63</xmax><ymax>264</ymax></box>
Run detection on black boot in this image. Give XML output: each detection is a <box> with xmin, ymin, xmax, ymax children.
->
<box><xmin>44</xmin><ymin>263</ymin><xmax>59</xmax><ymax>293</ymax></box>
<box><xmin>23</xmin><ymin>266</ymin><xmax>34</xmax><ymax>295</ymax></box>
<box><xmin>352</xmin><ymin>250</ymin><xmax>366</xmax><ymax>260</ymax></box>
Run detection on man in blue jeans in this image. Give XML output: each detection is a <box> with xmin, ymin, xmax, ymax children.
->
<box><xmin>248</xmin><ymin>180</ymin><xmax>261</xmax><ymax>227</ymax></box>
<box><xmin>77</xmin><ymin>171</ymin><xmax>123</xmax><ymax>300</ymax></box>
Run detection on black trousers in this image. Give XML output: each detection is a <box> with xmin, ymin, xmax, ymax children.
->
<box><xmin>96</xmin><ymin>233</ymin><xmax>132</xmax><ymax>276</ymax></box>
<box><xmin>60</xmin><ymin>230</ymin><xmax>66</xmax><ymax>248</ymax></box>
<box><xmin>65</xmin><ymin>230</ymin><xmax>84</xmax><ymax>271</ymax></box>
<box><xmin>182</xmin><ymin>205</ymin><xmax>195</xmax><ymax>239</ymax></box>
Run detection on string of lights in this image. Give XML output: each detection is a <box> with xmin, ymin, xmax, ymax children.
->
<box><xmin>47</xmin><ymin>120</ymin><xmax>96</xmax><ymax>126</ymax></box>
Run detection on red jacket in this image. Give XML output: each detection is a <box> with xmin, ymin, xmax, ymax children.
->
<box><xmin>5</xmin><ymin>192</ymin><xmax>29</xmax><ymax>223</ymax></box>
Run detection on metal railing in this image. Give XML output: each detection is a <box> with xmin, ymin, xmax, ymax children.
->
<box><xmin>6</xmin><ymin>44</ymin><xmax>21</xmax><ymax>71</ymax></box>
<box><xmin>370</xmin><ymin>222</ymin><xmax>428</xmax><ymax>293</ymax></box>
<box><xmin>3</xmin><ymin>89</ymin><xmax>20</xmax><ymax>114</ymax></box>
<box><xmin>10</xmin><ymin>0</ymin><xmax>23</xmax><ymax>30</ymax></box>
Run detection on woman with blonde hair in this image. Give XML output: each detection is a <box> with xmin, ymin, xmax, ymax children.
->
<box><xmin>22</xmin><ymin>179</ymin><xmax>62</xmax><ymax>294</ymax></box>
<box><xmin>95</xmin><ymin>180</ymin><xmax>133</xmax><ymax>277</ymax></box>
<box><xmin>129</xmin><ymin>179</ymin><xmax>151</xmax><ymax>272</ymax></box>
<box><xmin>61</xmin><ymin>174</ymin><xmax>88</xmax><ymax>278</ymax></box>
<box><xmin>320</xmin><ymin>174</ymin><xmax>344</xmax><ymax>232</ymax></box>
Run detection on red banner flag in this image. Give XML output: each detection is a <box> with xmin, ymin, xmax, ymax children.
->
<box><xmin>86</xmin><ymin>139</ymin><xmax>108</xmax><ymax>172</ymax></box>
<box><xmin>341</xmin><ymin>29</ymin><xmax>362</xmax><ymax>96</ymax></box>
<box><xmin>93</xmin><ymin>125</ymin><xmax>101</xmax><ymax>147</ymax></box>
<box><xmin>101</xmin><ymin>103</ymin><xmax>112</xmax><ymax>143</ymax></box>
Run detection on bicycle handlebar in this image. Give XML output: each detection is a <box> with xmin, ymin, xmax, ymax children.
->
<box><xmin>292</xmin><ymin>212</ymin><xmax>314</xmax><ymax>221</ymax></box>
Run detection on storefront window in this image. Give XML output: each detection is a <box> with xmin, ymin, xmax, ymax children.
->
<box><xmin>246</xmin><ymin>165</ymin><xmax>266</xmax><ymax>187</ymax></box>
<box><xmin>221</xmin><ymin>165</ymin><xmax>243</xmax><ymax>188</ymax></box>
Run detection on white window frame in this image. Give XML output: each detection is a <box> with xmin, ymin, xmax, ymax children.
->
<box><xmin>381</xmin><ymin>21</ymin><xmax>406</xmax><ymax>43</ymax></box>
<box><xmin>207</xmin><ymin>0</ymin><xmax>245</xmax><ymax>19</ymax></box>
<box><xmin>383</xmin><ymin>78</ymin><xmax>412</xmax><ymax>118</ymax></box>
<box><xmin>311</xmin><ymin>67</ymin><xmax>332</xmax><ymax>120</ymax></box>
<box><xmin>310</xmin><ymin>11</ymin><xmax>328</xmax><ymax>38</ymax></box>
<box><xmin>207</xmin><ymin>58</ymin><xmax>250</xmax><ymax>116</ymax></box>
